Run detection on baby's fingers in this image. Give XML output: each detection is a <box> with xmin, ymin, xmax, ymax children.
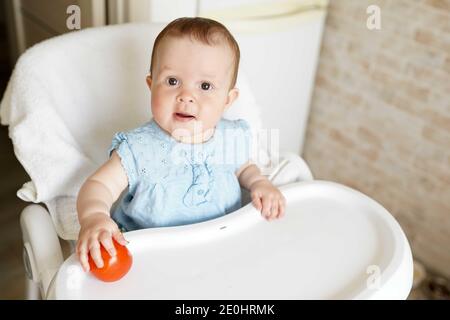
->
<box><xmin>278</xmin><ymin>197</ymin><xmax>286</xmax><ymax>218</ymax></box>
<box><xmin>269</xmin><ymin>200</ymin><xmax>279</xmax><ymax>220</ymax></box>
<box><xmin>112</xmin><ymin>230</ymin><xmax>129</xmax><ymax>246</ymax></box>
<box><xmin>251</xmin><ymin>193</ymin><xmax>262</xmax><ymax>211</ymax></box>
<box><xmin>76</xmin><ymin>242</ymin><xmax>90</xmax><ymax>272</ymax></box>
<box><xmin>99</xmin><ymin>231</ymin><xmax>116</xmax><ymax>257</ymax></box>
<box><xmin>261</xmin><ymin>196</ymin><xmax>272</xmax><ymax>219</ymax></box>
<box><xmin>88</xmin><ymin>239</ymin><xmax>104</xmax><ymax>269</ymax></box>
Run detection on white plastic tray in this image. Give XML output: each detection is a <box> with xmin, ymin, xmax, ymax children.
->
<box><xmin>51</xmin><ymin>181</ymin><xmax>413</xmax><ymax>299</ymax></box>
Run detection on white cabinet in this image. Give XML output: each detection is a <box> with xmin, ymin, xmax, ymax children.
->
<box><xmin>146</xmin><ymin>0</ymin><xmax>197</xmax><ymax>23</ymax></box>
<box><xmin>110</xmin><ymin>0</ymin><xmax>197</xmax><ymax>23</ymax></box>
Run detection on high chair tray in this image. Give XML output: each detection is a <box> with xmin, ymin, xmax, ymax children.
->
<box><xmin>51</xmin><ymin>181</ymin><xmax>413</xmax><ymax>299</ymax></box>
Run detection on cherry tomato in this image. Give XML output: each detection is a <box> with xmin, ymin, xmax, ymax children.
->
<box><xmin>88</xmin><ymin>239</ymin><xmax>133</xmax><ymax>282</ymax></box>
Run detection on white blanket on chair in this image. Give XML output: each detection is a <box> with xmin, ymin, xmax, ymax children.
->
<box><xmin>0</xmin><ymin>23</ymin><xmax>272</xmax><ymax>240</ymax></box>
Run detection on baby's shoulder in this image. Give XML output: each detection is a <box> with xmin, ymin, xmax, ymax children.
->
<box><xmin>122</xmin><ymin>120</ymin><xmax>164</xmax><ymax>142</ymax></box>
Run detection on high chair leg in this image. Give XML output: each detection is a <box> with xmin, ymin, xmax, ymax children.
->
<box><xmin>25</xmin><ymin>277</ymin><xmax>40</xmax><ymax>300</ymax></box>
<box><xmin>20</xmin><ymin>204</ymin><xmax>64</xmax><ymax>299</ymax></box>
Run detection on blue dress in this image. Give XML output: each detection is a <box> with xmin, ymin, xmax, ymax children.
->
<box><xmin>108</xmin><ymin>118</ymin><xmax>252</xmax><ymax>231</ymax></box>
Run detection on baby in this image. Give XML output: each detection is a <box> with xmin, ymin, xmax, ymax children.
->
<box><xmin>76</xmin><ymin>17</ymin><xmax>285</xmax><ymax>272</ymax></box>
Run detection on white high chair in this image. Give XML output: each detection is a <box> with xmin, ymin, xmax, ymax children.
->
<box><xmin>0</xmin><ymin>22</ymin><xmax>413</xmax><ymax>300</ymax></box>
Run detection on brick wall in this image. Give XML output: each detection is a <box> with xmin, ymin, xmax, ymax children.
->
<box><xmin>303</xmin><ymin>0</ymin><xmax>450</xmax><ymax>277</ymax></box>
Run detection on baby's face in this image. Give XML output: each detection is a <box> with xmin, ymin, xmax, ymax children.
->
<box><xmin>147</xmin><ymin>36</ymin><xmax>238</xmax><ymax>143</ymax></box>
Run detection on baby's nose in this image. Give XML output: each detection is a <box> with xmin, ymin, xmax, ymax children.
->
<box><xmin>177</xmin><ymin>92</ymin><xmax>194</xmax><ymax>103</ymax></box>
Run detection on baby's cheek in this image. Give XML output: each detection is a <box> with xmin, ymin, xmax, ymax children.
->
<box><xmin>201</xmin><ymin>99</ymin><xmax>225</xmax><ymax>119</ymax></box>
<box><xmin>151</xmin><ymin>96</ymin><xmax>167</xmax><ymax>114</ymax></box>
<box><xmin>151</xmin><ymin>93</ymin><xmax>162</xmax><ymax>107</ymax></box>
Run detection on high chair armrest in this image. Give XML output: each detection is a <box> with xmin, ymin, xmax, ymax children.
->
<box><xmin>20</xmin><ymin>204</ymin><xmax>64</xmax><ymax>299</ymax></box>
<box><xmin>242</xmin><ymin>153</ymin><xmax>313</xmax><ymax>206</ymax></box>
<box><xmin>268</xmin><ymin>152</ymin><xmax>314</xmax><ymax>185</ymax></box>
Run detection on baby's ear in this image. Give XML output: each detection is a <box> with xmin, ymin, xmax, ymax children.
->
<box><xmin>146</xmin><ymin>76</ymin><xmax>152</xmax><ymax>90</ymax></box>
<box><xmin>224</xmin><ymin>88</ymin><xmax>239</xmax><ymax>109</ymax></box>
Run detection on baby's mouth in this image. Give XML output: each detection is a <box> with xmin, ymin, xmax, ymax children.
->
<box><xmin>174</xmin><ymin>112</ymin><xmax>196</xmax><ymax>121</ymax></box>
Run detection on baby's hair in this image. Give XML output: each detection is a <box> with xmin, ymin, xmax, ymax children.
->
<box><xmin>149</xmin><ymin>17</ymin><xmax>240</xmax><ymax>89</ymax></box>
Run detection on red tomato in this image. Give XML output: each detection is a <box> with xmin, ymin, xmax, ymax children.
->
<box><xmin>88</xmin><ymin>239</ymin><xmax>133</xmax><ymax>282</ymax></box>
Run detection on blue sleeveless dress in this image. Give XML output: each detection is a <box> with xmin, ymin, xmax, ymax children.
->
<box><xmin>108</xmin><ymin>118</ymin><xmax>252</xmax><ymax>231</ymax></box>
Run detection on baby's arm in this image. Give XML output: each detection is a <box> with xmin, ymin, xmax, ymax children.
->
<box><xmin>76</xmin><ymin>150</ymin><xmax>128</xmax><ymax>272</ymax></box>
<box><xmin>237</xmin><ymin>162</ymin><xmax>286</xmax><ymax>220</ymax></box>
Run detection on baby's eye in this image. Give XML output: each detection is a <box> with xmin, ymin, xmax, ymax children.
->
<box><xmin>200</xmin><ymin>82</ymin><xmax>213</xmax><ymax>91</ymax></box>
<box><xmin>167</xmin><ymin>77</ymin><xmax>179</xmax><ymax>86</ymax></box>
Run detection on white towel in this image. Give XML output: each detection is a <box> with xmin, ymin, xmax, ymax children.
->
<box><xmin>0</xmin><ymin>23</ymin><xmax>269</xmax><ymax>240</ymax></box>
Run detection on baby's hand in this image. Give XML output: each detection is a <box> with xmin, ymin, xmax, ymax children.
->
<box><xmin>250</xmin><ymin>179</ymin><xmax>286</xmax><ymax>221</ymax></box>
<box><xmin>76</xmin><ymin>213</ymin><xmax>128</xmax><ymax>272</ymax></box>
